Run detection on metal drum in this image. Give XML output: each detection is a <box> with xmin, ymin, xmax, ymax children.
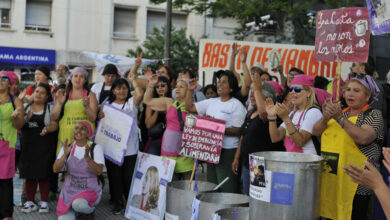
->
<box><xmin>214</xmin><ymin>207</ymin><xmax>249</xmax><ymax>220</ymax></box>
<box><xmin>166</xmin><ymin>180</ymin><xmax>217</xmax><ymax>220</ymax></box>
<box><xmin>249</xmin><ymin>151</ymin><xmax>323</xmax><ymax>220</ymax></box>
<box><xmin>194</xmin><ymin>192</ymin><xmax>250</xmax><ymax>220</ymax></box>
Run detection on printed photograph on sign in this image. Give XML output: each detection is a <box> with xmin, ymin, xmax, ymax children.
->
<box><xmin>249</xmin><ymin>155</ymin><xmax>272</xmax><ymax>202</ymax></box>
<box><xmin>366</xmin><ymin>0</ymin><xmax>390</xmax><ymax>35</ymax></box>
<box><xmin>125</xmin><ymin>152</ymin><xmax>176</xmax><ymax>220</ymax></box>
<box><xmin>249</xmin><ymin>155</ymin><xmax>266</xmax><ymax>187</ymax></box>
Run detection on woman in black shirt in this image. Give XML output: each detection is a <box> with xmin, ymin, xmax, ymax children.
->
<box><xmin>232</xmin><ymin>76</ymin><xmax>284</xmax><ymax>195</ymax></box>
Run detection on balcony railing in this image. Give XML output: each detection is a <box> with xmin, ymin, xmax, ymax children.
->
<box><xmin>25</xmin><ymin>24</ymin><xmax>51</xmax><ymax>32</ymax></box>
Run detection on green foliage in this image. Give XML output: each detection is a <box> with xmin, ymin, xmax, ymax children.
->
<box><xmin>128</xmin><ymin>27</ymin><xmax>199</xmax><ymax>74</ymax></box>
<box><xmin>150</xmin><ymin>0</ymin><xmax>363</xmax><ymax>45</ymax></box>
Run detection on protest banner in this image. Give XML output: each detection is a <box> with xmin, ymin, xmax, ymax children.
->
<box><xmin>125</xmin><ymin>152</ymin><xmax>176</xmax><ymax>220</ymax></box>
<box><xmin>178</xmin><ymin>115</ymin><xmax>226</xmax><ymax>164</ymax></box>
<box><xmin>314</xmin><ymin>7</ymin><xmax>370</xmax><ymax>62</ymax></box>
<box><xmin>198</xmin><ymin>39</ymin><xmax>351</xmax><ymax>86</ymax></box>
<box><xmin>95</xmin><ymin>104</ymin><xmax>135</xmax><ymax>165</ymax></box>
<box><xmin>366</xmin><ymin>0</ymin><xmax>390</xmax><ymax>35</ymax></box>
<box><xmin>82</xmin><ymin>51</ymin><xmax>159</xmax><ymax>76</ymax></box>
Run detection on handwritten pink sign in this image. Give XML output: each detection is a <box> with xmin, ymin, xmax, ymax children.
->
<box><xmin>314</xmin><ymin>7</ymin><xmax>370</xmax><ymax>62</ymax></box>
<box><xmin>178</xmin><ymin>115</ymin><xmax>226</xmax><ymax>164</ymax></box>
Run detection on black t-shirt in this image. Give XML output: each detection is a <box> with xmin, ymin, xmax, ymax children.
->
<box><xmin>240</xmin><ymin>110</ymin><xmax>285</xmax><ymax>168</ymax></box>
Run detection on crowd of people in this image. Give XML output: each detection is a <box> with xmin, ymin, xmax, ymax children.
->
<box><xmin>0</xmin><ymin>44</ymin><xmax>390</xmax><ymax>220</ymax></box>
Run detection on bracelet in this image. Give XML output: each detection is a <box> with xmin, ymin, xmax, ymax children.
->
<box><xmin>289</xmin><ymin>128</ymin><xmax>298</xmax><ymax>136</ymax></box>
<box><xmin>338</xmin><ymin>117</ymin><xmax>346</xmax><ymax>128</ymax></box>
<box><xmin>286</xmin><ymin>121</ymin><xmax>293</xmax><ymax>126</ymax></box>
<box><xmin>267</xmin><ymin>116</ymin><xmax>277</xmax><ymax>121</ymax></box>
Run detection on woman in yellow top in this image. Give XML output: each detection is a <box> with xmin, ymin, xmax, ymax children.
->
<box><xmin>313</xmin><ymin>74</ymin><xmax>383</xmax><ymax>220</ymax></box>
<box><xmin>51</xmin><ymin>67</ymin><xmax>98</xmax><ymax>155</ymax></box>
<box><xmin>0</xmin><ymin>72</ymin><xmax>24</xmax><ymax>220</ymax></box>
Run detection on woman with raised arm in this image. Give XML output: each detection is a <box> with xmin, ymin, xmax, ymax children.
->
<box><xmin>266</xmin><ymin>74</ymin><xmax>322</xmax><ymax>154</ymax></box>
<box><xmin>98</xmin><ymin>76</ymin><xmax>143</xmax><ymax>215</ymax></box>
<box><xmin>144</xmin><ymin>76</ymin><xmax>171</xmax><ymax>156</ymax></box>
<box><xmin>312</xmin><ymin>74</ymin><xmax>383</xmax><ymax>220</ymax></box>
<box><xmin>143</xmin><ymin>75</ymin><xmax>194</xmax><ymax>180</ymax></box>
<box><xmin>51</xmin><ymin>67</ymin><xmax>98</xmax><ymax>155</ymax></box>
<box><xmin>185</xmin><ymin>70</ymin><xmax>247</xmax><ymax>193</ymax></box>
<box><xmin>232</xmin><ymin>75</ymin><xmax>284</xmax><ymax>195</ymax></box>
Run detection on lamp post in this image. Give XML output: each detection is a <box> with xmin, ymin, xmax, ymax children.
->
<box><xmin>164</xmin><ymin>0</ymin><xmax>172</xmax><ymax>65</ymax></box>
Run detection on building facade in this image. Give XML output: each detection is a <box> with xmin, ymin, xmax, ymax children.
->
<box><xmin>0</xmin><ymin>0</ymin><xmax>239</xmax><ymax>82</ymax></box>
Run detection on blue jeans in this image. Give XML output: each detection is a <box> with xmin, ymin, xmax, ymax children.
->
<box><xmin>242</xmin><ymin>165</ymin><xmax>250</xmax><ymax>195</ymax></box>
<box><xmin>58</xmin><ymin>192</ymin><xmax>102</xmax><ymax>220</ymax></box>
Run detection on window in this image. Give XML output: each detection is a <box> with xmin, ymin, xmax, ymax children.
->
<box><xmin>146</xmin><ymin>11</ymin><xmax>186</xmax><ymax>35</ymax></box>
<box><xmin>0</xmin><ymin>0</ymin><xmax>11</xmax><ymax>28</ymax></box>
<box><xmin>113</xmin><ymin>6</ymin><xmax>136</xmax><ymax>38</ymax></box>
<box><xmin>25</xmin><ymin>0</ymin><xmax>52</xmax><ymax>31</ymax></box>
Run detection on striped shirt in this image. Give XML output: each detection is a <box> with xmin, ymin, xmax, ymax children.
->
<box><xmin>343</xmin><ymin>108</ymin><xmax>384</xmax><ymax>195</ymax></box>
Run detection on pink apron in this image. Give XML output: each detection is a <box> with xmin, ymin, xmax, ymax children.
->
<box><xmin>284</xmin><ymin>111</ymin><xmax>305</xmax><ymax>153</ymax></box>
<box><xmin>56</xmin><ymin>143</ymin><xmax>102</xmax><ymax>216</ymax></box>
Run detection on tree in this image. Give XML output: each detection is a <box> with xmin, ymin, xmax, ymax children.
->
<box><xmin>150</xmin><ymin>0</ymin><xmax>363</xmax><ymax>45</ymax></box>
<box><xmin>128</xmin><ymin>27</ymin><xmax>199</xmax><ymax>75</ymax></box>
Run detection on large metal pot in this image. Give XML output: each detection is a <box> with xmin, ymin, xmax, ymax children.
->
<box><xmin>194</xmin><ymin>192</ymin><xmax>250</xmax><ymax>220</ymax></box>
<box><xmin>166</xmin><ymin>180</ymin><xmax>217</xmax><ymax>220</ymax></box>
<box><xmin>214</xmin><ymin>207</ymin><xmax>249</xmax><ymax>220</ymax></box>
<box><xmin>249</xmin><ymin>151</ymin><xmax>323</xmax><ymax>220</ymax></box>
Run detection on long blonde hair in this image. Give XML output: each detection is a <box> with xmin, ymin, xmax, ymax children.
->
<box><xmin>145</xmin><ymin>166</ymin><xmax>160</xmax><ymax>211</ymax></box>
<box><xmin>292</xmin><ymin>86</ymin><xmax>316</xmax><ymax>111</ymax></box>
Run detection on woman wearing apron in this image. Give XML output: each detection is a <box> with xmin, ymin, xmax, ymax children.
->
<box><xmin>313</xmin><ymin>75</ymin><xmax>383</xmax><ymax>220</ymax></box>
<box><xmin>143</xmin><ymin>75</ymin><xmax>194</xmax><ymax>180</ymax></box>
<box><xmin>0</xmin><ymin>72</ymin><xmax>24</xmax><ymax>220</ymax></box>
<box><xmin>266</xmin><ymin>74</ymin><xmax>323</xmax><ymax>154</ymax></box>
<box><xmin>53</xmin><ymin>121</ymin><xmax>104</xmax><ymax>220</ymax></box>
<box><xmin>51</xmin><ymin>67</ymin><xmax>98</xmax><ymax>155</ymax></box>
<box><xmin>19</xmin><ymin>83</ymin><xmax>58</xmax><ymax>213</ymax></box>
<box><xmin>98</xmin><ymin>77</ymin><xmax>143</xmax><ymax>215</ymax></box>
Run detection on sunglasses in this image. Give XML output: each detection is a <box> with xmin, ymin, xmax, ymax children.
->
<box><xmin>0</xmin><ymin>76</ymin><xmax>9</xmax><ymax>82</ymax></box>
<box><xmin>289</xmin><ymin>86</ymin><xmax>302</xmax><ymax>93</ymax></box>
<box><xmin>155</xmin><ymin>82</ymin><xmax>167</xmax><ymax>88</ymax></box>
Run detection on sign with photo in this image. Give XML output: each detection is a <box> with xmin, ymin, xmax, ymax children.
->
<box><xmin>366</xmin><ymin>0</ymin><xmax>390</xmax><ymax>35</ymax></box>
<box><xmin>178</xmin><ymin>115</ymin><xmax>226</xmax><ymax>164</ymax></box>
<box><xmin>95</xmin><ymin>104</ymin><xmax>135</xmax><ymax>165</ymax></box>
<box><xmin>314</xmin><ymin>7</ymin><xmax>370</xmax><ymax>62</ymax></box>
<box><xmin>125</xmin><ymin>152</ymin><xmax>176</xmax><ymax>220</ymax></box>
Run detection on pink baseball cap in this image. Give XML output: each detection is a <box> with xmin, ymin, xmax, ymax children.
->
<box><xmin>291</xmin><ymin>75</ymin><xmax>315</xmax><ymax>87</ymax></box>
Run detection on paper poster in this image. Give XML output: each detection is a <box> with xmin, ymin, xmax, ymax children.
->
<box><xmin>270</xmin><ymin>172</ymin><xmax>295</xmax><ymax>205</ymax></box>
<box><xmin>178</xmin><ymin>115</ymin><xmax>226</xmax><ymax>164</ymax></box>
<box><xmin>190</xmin><ymin>197</ymin><xmax>200</xmax><ymax>220</ymax></box>
<box><xmin>314</xmin><ymin>7</ymin><xmax>370</xmax><ymax>62</ymax></box>
<box><xmin>249</xmin><ymin>155</ymin><xmax>272</xmax><ymax>202</ymax></box>
<box><xmin>366</xmin><ymin>0</ymin><xmax>390</xmax><ymax>35</ymax></box>
<box><xmin>95</xmin><ymin>104</ymin><xmax>135</xmax><ymax>165</ymax></box>
<box><xmin>165</xmin><ymin>212</ymin><xmax>179</xmax><ymax>220</ymax></box>
<box><xmin>125</xmin><ymin>152</ymin><xmax>176</xmax><ymax>220</ymax></box>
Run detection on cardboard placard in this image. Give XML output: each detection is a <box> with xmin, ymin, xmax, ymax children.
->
<box><xmin>366</xmin><ymin>0</ymin><xmax>390</xmax><ymax>35</ymax></box>
<box><xmin>314</xmin><ymin>7</ymin><xmax>370</xmax><ymax>62</ymax></box>
<box><xmin>125</xmin><ymin>152</ymin><xmax>176</xmax><ymax>220</ymax></box>
<box><xmin>178</xmin><ymin>115</ymin><xmax>226</xmax><ymax>164</ymax></box>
